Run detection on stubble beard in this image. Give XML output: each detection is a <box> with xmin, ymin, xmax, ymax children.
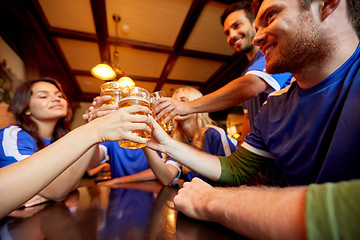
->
<box><xmin>265</xmin><ymin>13</ymin><xmax>330</xmax><ymax>75</ymax></box>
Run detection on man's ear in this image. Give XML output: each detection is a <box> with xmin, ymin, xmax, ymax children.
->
<box><xmin>320</xmin><ymin>0</ymin><xmax>341</xmax><ymax>21</ymax></box>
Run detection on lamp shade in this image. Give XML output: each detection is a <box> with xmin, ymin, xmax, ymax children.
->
<box><xmin>91</xmin><ymin>63</ymin><xmax>117</xmax><ymax>80</ymax></box>
<box><xmin>118</xmin><ymin>76</ymin><xmax>135</xmax><ymax>88</ymax></box>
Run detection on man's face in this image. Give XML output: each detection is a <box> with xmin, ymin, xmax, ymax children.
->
<box><xmin>223</xmin><ymin>10</ymin><xmax>256</xmax><ymax>53</ymax></box>
<box><xmin>253</xmin><ymin>0</ymin><xmax>329</xmax><ymax>74</ymax></box>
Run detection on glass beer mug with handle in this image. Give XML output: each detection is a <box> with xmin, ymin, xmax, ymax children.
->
<box><xmin>150</xmin><ymin>91</ymin><xmax>174</xmax><ymax>134</ymax></box>
<box><xmin>100</xmin><ymin>81</ymin><xmax>127</xmax><ymax>106</ymax></box>
<box><xmin>118</xmin><ymin>86</ymin><xmax>151</xmax><ymax>149</ymax></box>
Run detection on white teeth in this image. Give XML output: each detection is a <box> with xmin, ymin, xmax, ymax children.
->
<box><xmin>265</xmin><ymin>46</ymin><xmax>273</xmax><ymax>55</ymax></box>
<box><xmin>235</xmin><ymin>39</ymin><xmax>241</xmax><ymax>44</ymax></box>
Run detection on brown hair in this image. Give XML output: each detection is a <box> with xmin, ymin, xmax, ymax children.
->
<box><xmin>220</xmin><ymin>1</ymin><xmax>255</xmax><ymax>26</ymax></box>
<box><xmin>251</xmin><ymin>0</ymin><xmax>359</xmax><ymax>35</ymax></box>
<box><xmin>10</xmin><ymin>78</ymin><xmax>72</xmax><ymax>150</ymax></box>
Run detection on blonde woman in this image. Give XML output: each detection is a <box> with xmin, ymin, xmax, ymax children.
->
<box><xmin>144</xmin><ymin>86</ymin><xmax>237</xmax><ymax>185</ymax></box>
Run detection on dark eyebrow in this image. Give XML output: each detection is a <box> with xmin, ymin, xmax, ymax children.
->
<box><xmin>224</xmin><ymin>20</ymin><xmax>244</xmax><ymax>34</ymax></box>
<box><xmin>256</xmin><ymin>7</ymin><xmax>269</xmax><ymax>26</ymax></box>
<box><xmin>34</xmin><ymin>90</ymin><xmax>61</xmax><ymax>95</ymax></box>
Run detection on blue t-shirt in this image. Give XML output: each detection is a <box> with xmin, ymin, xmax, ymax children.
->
<box><xmin>0</xmin><ymin>125</ymin><xmax>52</xmax><ymax>167</ymax></box>
<box><xmin>242</xmin><ymin>50</ymin><xmax>292</xmax><ymax>131</ymax></box>
<box><xmin>167</xmin><ymin>125</ymin><xmax>237</xmax><ymax>184</ymax></box>
<box><xmin>243</xmin><ymin>44</ymin><xmax>360</xmax><ymax>186</ymax></box>
<box><xmin>100</xmin><ymin>142</ymin><xmax>152</xmax><ymax>179</ymax></box>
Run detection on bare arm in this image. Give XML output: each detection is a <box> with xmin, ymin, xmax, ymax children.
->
<box><xmin>145</xmin><ymin>116</ymin><xmax>222</xmax><ymax>181</ymax></box>
<box><xmin>154</xmin><ymin>74</ymin><xmax>268</xmax><ymax>123</ymax></box>
<box><xmin>174</xmin><ymin>178</ymin><xmax>307</xmax><ymax>240</ymax></box>
<box><xmin>98</xmin><ymin>168</ymin><xmax>157</xmax><ymax>186</ymax></box>
<box><xmin>37</xmin><ymin>144</ymin><xmax>101</xmax><ymax>201</ymax></box>
<box><xmin>87</xmin><ymin>162</ymin><xmax>110</xmax><ymax>177</ymax></box>
<box><xmin>142</xmin><ymin>147</ymin><xmax>180</xmax><ymax>185</ymax></box>
<box><xmin>0</xmin><ymin>106</ymin><xmax>151</xmax><ymax>219</ymax></box>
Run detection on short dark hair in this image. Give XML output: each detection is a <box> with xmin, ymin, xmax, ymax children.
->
<box><xmin>220</xmin><ymin>1</ymin><xmax>255</xmax><ymax>26</ymax></box>
<box><xmin>251</xmin><ymin>0</ymin><xmax>359</xmax><ymax>35</ymax></box>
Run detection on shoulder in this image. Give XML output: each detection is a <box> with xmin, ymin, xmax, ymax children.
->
<box><xmin>204</xmin><ymin>125</ymin><xmax>224</xmax><ymax>137</ymax></box>
<box><xmin>247</xmin><ymin>52</ymin><xmax>266</xmax><ymax>72</ymax></box>
<box><xmin>261</xmin><ymin>82</ymin><xmax>295</xmax><ymax>108</ymax></box>
<box><xmin>0</xmin><ymin>125</ymin><xmax>31</xmax><ymax>140</ymax></box>
<box><xmin>204</xmin><ymin>125</ymin><xmax>230</xmax><ymax>144</ymax></box>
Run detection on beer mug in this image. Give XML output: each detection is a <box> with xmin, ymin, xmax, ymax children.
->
<box><xmin>100</xmin><ymin>81</ymin><xmax>126</xmax><ymax>105</ymax></box>
<box><xmin>150</xmin><ymin>91</ymin><xmax>174</xmax><ymax>134</ymax></box>
<box><xmin>118</xmin><ymin>86</ymin><xmax>150</xmax><ymax>149</ymax></box>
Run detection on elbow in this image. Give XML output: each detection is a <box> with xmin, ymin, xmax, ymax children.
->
<box><xmin>41</xmin><ymin>190</ymin><xmax>67</xmax><ymax>202</ymax></box>
<box><xmin>158</xmin><ymin>176</ymin><xmax>175</xmax><ymax>186</ymax></box>
<box><xmin>40</xmin><ymin>182</ymin><xmax>79</xmax><ymax>202</ymax></box>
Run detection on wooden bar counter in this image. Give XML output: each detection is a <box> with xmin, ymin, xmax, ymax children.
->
<box><xmin>0</xmin><ymin>180</ymin><xmax>245</xmax><ymax>239</ymax></box>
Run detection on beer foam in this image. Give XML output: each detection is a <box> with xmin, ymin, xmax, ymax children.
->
<box><xmin>120</xmin><ymin>96</ymin><xmax>150</xmax><ymax>104</ymax></box>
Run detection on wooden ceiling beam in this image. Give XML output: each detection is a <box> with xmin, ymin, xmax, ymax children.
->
<box><xmin>155</xmin><ymin>0</ymin><xmax>209</xmax><ymax>92</ymax></box>
<box><xmin>90</xmin><ymin>0</ymin><xmax>110</xmax><ymax>62</ymax></box>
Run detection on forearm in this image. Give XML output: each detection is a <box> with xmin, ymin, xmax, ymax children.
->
<box><xmin>111</xmin><ymin>168</ymin><xmax>157</xmax><ymax>184</ymax></box>
<box><xmin>205</xmin><ymin>186</ymin><xmax>307</xmax><ymax>240</ymax></box>
<box><xmin>188</xmin><ymin>76</ymin><xmax>265</xmax><ymax>114</ymax></box>
<box><xmin>143</xmin><ymin>148</ymin><xmax>178</xmax><ymax>185</ymax></box>
<box><xmin>0</xmin><ymin>123</ymin><xmax>100</xmax><ymax>218</ymax></box>
<box><xmin>38</xmin><ymin>144</ymin><xmax>100</xmax><ymax>201</ymax></box>
<box><xmin>162</xmin><ymin>139</ymin><xmax>221</xmax><ymax>181</ymax></box>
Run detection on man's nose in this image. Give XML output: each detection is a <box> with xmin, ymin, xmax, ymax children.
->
<box><xmin>252</xmin><ymin>28</ymin><xmax>265</xmax><ymax>47</ymax></box>
<box><xmin>229</xmin><ymin>28</ymin><xmax>238</xmax><ymax>38</ymax></box>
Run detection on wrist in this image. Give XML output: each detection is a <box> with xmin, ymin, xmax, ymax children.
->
<box><xmin>78</xmin><ymin>121</ymin><xmax>102</xmax><ymax>145</ymax></box>
<box><xmin>162</xmin><ymin>138</ymin><xmax>179</xmax><ymax>156</ymax></box>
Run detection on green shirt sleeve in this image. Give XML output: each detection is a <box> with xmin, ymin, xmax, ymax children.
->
<box><xmin>306</xmin><ymin>179</ymin><xmax>360</xmax><ymax>240</ymax></box>
<box><xmin>218</xmin><ymin>146</ymin><xmax>273</xmax><ymax>186</ymax></box>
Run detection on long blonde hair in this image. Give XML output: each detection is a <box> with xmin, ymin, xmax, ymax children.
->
<box><xmin>171</xmin><ymin>86</ymin><xmax>215</xmax><ymax>150</ymax></box>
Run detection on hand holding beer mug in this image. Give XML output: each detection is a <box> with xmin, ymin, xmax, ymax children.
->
<box><xmin>100</xmin><ymin>81</ymin><xmax>126</xmax><ymax>105</ymax></box>
<box><xmin>150</xmin><ymin>91</ymin><xmax>174</xmax><ymax>134</ymax></box>
<box><xmin>118</xmin><ymin>87</ymin><xmax>151</xmax><ymax>149</ymax></box>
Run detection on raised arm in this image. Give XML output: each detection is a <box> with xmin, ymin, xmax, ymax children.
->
<box><xmin>145</xmin><ymin>116</ymin><xmax>222</xmax><ymax>181</ymax></box>
<box><xmin>154</xmin><ymin>74</ymin><xmax>268</xmax><ymax>123</ymax></box>
<box><xmin>0</xmin><ymin>106</ymin><xmax>151</xmax><ymax>219</ymax></box>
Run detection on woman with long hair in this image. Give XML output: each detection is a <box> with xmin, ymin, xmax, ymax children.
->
<box><xmin>0</xmin><ymin>78</ymin><xmax>102</xmax><ymax>207</ymax></box>
<box><xmin>0</xmin><ymin>91</ymin><xmax>151</xmax><ymax>218</ymax></box>
<box><xmin>83</xmin><ymin>86</ymin><xmax>237</xmax><ymax>186</ymax></box>
<box><xmin>144</xmin><ymin>86</ymin><xmax>237</xmax><ymax>185</ymax></box>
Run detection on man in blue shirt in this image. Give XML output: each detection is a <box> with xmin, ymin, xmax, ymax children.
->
<box><xmin>153</xmin><ymin>2</ymin><xmax>292</xmax><ymax>185</ymax></box>
<box><xmin>153</xmin><ymin>2</ymin><xmax>292</xmax><ymax>140</ymax></box>
<box><xmin>146</xmin><ymin>0</ymin><xmax>360</xmax><ymax>238</ymax></box>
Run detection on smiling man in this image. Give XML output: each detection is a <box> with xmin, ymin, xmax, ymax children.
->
<box><xmin>154</xmin><ymin>1</ymin><xmax>292</xmax><ymax>145</ymax></box>
<box><xmin>153</xmin><ymin>1</ymin><xmax>292</xmax><ymax>186</ymax></box>
<box><xmin>163</xmin><ymin>0</ymin><xmax>360</xmax><ymax>238</ymax></box>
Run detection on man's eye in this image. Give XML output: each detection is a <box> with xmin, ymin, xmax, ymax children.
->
<box><xmin>266</xmin><ymin>12</ymin><xmax>277</xmax><ymax>23</ymax></box>
<box><xmin>233</xmin><ymin>22</ymin><xmax>241</xmax><ymax>29</ymax></box>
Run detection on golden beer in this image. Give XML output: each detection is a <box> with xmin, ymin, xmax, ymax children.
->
<box><xmin>100</xmin><ymin>81</ymin><xmax>126</xmax><ymax>105</ymax></box>
<box><xmin>150</xmin><ymin>91</ymin><xmax>174</xmax><ymax>134</ymax></box>
<box><xmin>100</xmin><ymin>90</ymin><xmax>123</xmax><ymax>105</ymax></box>
<box><xmin>156</xmin><ymin>112</ymin><xmax>174</xmax><ymax>133</ymax></box>
<box><xmin>118</xmin><ymin>96</ymin><xmax>150</xmax><ymax>149</ymax></box>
